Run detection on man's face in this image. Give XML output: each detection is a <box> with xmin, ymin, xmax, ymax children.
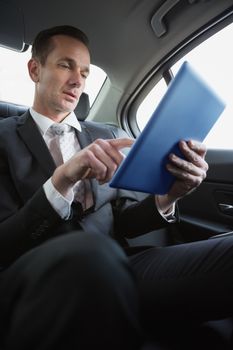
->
<box><xmin>29</xmin><ymin>35</ymin><xmax>90</xmax><ymax>120</ymax></box>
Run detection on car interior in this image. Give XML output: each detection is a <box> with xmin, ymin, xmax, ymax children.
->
<box><xmin>1</xmin><ymin>0</ymin><xmax>233</xmax><ymax>348</ymax></box>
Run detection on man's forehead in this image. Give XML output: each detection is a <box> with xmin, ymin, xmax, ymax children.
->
<box><xmin>52</xmin><ymin>34</ymin><xmax>88</xmax><ymax>48</ymax></box>
<box><xmin>48</xmin><ymin>36</ymin><xmax>90</xmax><ymax>63</ymax></box>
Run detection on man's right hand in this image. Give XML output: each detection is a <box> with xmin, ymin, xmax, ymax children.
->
<box><xmin>52</xmin><ymin>138</ymin><xmax>133</xmax><ymax>196</ymax></box>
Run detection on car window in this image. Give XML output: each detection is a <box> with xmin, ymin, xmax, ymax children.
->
<box><xmin>0</xmin><ymin>46</ymin><xmax>106</xmax><ymax>107</ymax></box>
<box><xmin>136</xmin><ymin>21</ymin><xmax>233</xmax><ymax>149</ymax></box>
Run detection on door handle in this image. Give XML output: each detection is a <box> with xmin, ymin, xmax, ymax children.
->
<box><xmin>218</xmin><ymin>203</ymin><xmax>233</xmax><ymax>215</ymax></box>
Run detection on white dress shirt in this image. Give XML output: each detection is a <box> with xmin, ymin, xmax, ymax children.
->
<box><xmin>30</xmin><ymin>108</ymin><xmax>82</xmax><ymax>219</ymax></box>
<box><xmin>30</xmin><ymin>108</ymin><xmax>176</xmax><ymax>222</ymax></box>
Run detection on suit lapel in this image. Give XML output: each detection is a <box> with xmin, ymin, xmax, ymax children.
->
<box><xmin>76</xmin><ymin>122</ymin><xmax>117</xmax><ymax>210</ymax></box>
<box><xmin>76</xmin><ymin>122</ymin><xmax>92</xmax><ymax>148</ymax></box>
<box><xmin>17</xmin><ymin>111</ymin><xmax>56</xmax><ymax>177</ymax></box>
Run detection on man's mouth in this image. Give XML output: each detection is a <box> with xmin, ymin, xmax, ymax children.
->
<box><xmin>64</xmin><ymin>91</ymin><xmax>78</xmax><ymax>101</ymax></box>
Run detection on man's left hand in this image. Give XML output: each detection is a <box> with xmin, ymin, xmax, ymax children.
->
<box><xmin>166</xmin><ymin>139</ymin><xmax>208</xmax><ymax>201</ymax></box>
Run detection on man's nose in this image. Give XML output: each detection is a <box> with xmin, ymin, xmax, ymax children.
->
<box><xmin>70</xmin><ymin>69</ymin><xmax>83</xmax><ymax>87</ymax></box>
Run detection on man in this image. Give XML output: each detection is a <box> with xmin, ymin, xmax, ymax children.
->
<box><xmin>0</xmin><ymin>25</ymin><xmax>232</xmax><ymax>350</ymax></box>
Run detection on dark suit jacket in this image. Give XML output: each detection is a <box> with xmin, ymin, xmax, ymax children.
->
<box><xmin>0</xmin><ymin>111</ymin><xmax>170</xmax><ymax>266</ymax></box>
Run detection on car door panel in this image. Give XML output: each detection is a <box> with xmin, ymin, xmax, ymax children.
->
<box><xmin>176</xmin><ymin>149</ymin><xmax>233</xmax><ymax>242</ymax></box>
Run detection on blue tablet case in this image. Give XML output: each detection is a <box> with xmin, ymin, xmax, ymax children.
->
<box><xmin>109</xmin><ymin>61</ymin><xmax>226</xmax><ymax>195</ymax></box>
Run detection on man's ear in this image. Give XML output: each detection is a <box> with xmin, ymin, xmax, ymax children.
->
<box><xmin>28</xmin><ymin>58</ymin><xmax>40</xmax><ymax>83</ymax></box>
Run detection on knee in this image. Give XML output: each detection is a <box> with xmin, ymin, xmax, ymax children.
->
<box><xmin>20</xmin><ymin>232</ymin><xmax>132</xmax><ymax>291</ymax></box>
<box><xmin>2</xmin><ymin>233</ymin><xmax>141</xmax><ymax>350</ymax></box>
<box><xmin>43</xmin><ymin>231</ymin><xmax>126</xmax><ymax>268</ymax></box>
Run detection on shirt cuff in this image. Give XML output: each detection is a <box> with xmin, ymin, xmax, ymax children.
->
<box><xmin>43</xmin><ymin>178</ymin><xmax>74</xmax><ymax>220</ymax></box>
<box><xmin>155</xmin><ymin>195</ymin><xmax>177</xmax><ymax>223</ymax></box>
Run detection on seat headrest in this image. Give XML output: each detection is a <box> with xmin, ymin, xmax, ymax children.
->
<box><xmin>0</xmin><ymin>101</ymin><xmax>27</xmax><ymax>117</ymax></box>
<box><xmin>0</xmin><ymin>92</ymin><xmax>90</xmax><ymax>121</ymax></box>
<box><xmin>74</xmin><ymin>92</ymin><xmax>90</xmax><ymax>121</ymax></box>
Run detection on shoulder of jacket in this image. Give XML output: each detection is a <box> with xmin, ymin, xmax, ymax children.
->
<box><xmin>81</xmin><ymin>120</ymin><xmax>129</xmax><ymax>139</ymax></box>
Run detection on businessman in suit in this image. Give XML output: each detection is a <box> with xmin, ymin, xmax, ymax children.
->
<box><xmin>0</xmin><ymin>25</ymin><xmax>232</xmax><ymax>350</ymax></box>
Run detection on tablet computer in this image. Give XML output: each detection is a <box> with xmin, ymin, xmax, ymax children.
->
<box><xmin>109</xmin><ymin>61</ymin><xmax>226</xmax><ymax>195</ymax></box>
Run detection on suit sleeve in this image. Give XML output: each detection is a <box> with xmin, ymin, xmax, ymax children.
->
<box><xmin>0</xmin><ymin>121</ymin><xmax>63</xmax><ymax>267</ymax></box>
<box><xmin>0</xmin><ymin>181</ymin><xmax>62</xmax><ymax>266</ymax></box>
<box><xmin>112</xmin><ymin>190</ymin><xmax>179</xmax><ymax>239</ymax></box>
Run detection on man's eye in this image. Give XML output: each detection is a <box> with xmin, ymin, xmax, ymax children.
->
<box><xmin>59</xmin><ymin>63</ymin><xmax>70</xmax><ymax>69</ymax></box>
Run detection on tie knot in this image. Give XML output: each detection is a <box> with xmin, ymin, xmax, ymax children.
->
<box><xmin>49</xmin><ymin>123</ymin><xmax>71</xmax><ymax>136</ymax></box>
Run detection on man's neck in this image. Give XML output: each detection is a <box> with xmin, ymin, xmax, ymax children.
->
<box><xmin>32</xmin><ymin>104</ymin><xmax>70</xmax><ymax>123</ymax></box>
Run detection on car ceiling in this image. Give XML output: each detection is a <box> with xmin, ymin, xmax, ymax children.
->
<box><xmin>0</xmin><ymin>0</ymin><xmax>233</xmax><ymax>124</ymax></box>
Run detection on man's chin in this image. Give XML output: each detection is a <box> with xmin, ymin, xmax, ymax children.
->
<box><xmin>58</xmin><ymin>102</ymin><xmax>78</xmax><ymax>113</ymax></box>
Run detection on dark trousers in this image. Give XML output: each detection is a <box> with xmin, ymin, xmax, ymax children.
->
<box><xmin>0</xmin><ymin>232</ymin><xmax>233</xmax><ymax>349</ymax></box>
<box><xmin>129</xmin><ymin>236</ymin><xmax>233</xmax><ymax>348</ymax></box>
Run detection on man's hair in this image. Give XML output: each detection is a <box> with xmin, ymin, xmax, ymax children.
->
<box><xmin>31</xmin><ymin>25</ymin><xmax>89</xmax><ymax>65</ymax></box>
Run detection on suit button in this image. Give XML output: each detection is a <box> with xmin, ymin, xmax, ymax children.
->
<box><xmin>42</xmin><ymin>220</ymin><xmax>49</xmax><ymax>228</ymax></box>
<box><xmin>31</xmin><ymin>231</ymin><xmax>41</xmax><ymax>240</ymax></box>
<box><xmin>31</xmin><ymin>226</ymin><xmax>44</xmax><ymax>239</ymax></box>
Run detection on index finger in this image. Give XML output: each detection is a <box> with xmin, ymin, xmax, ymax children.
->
<box><xmin>108</xmin><ymin>138</ymin><xmax>134</xmax><ymax>150</ymax></box>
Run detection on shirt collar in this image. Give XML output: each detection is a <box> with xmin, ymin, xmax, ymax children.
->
<box><xmin>29</xmin><ymin>108</ymin><xmax>82</xmax><ymax>136</ymax></box>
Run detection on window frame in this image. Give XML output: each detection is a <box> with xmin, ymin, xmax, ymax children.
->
<box><xmin>122</xmin><ymin>10</ymin><xmax>233</xmax><ymax>140</ymax></box>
